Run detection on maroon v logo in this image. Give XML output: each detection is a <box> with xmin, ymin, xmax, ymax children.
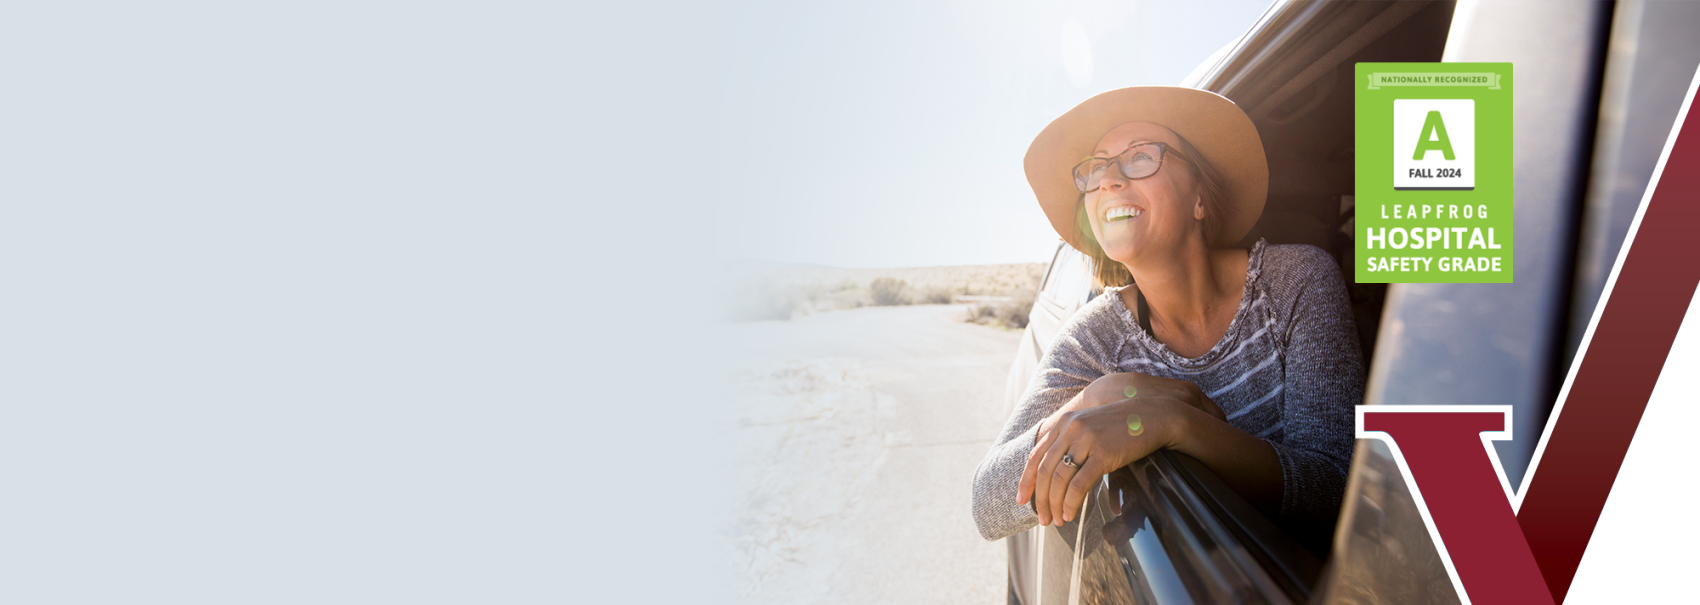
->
<box><xmin>1356</xmin><ymin>71</ymin><xmax>1700</xmax><ymax>604</ymax></box>
<box><xmin>1359</xmin><ymin>407</ymin><xmax>1552</xmax><ymax>605</ymax></box>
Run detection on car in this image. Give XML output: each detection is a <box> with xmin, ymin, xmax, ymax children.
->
<box><xmin>1000</xmin><ymin>1</ymin><xmax>1700</xmax><ymax>603</ymax></box>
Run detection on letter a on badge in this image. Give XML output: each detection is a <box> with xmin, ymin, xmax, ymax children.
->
<box><xmin>1414</xmin><ymin>110</ymin><xmax>1456</xmax><ymax>160</ymax></box>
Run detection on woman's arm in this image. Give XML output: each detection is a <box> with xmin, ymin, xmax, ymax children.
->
<box><xmin>970</xmin><ymin>302</ymin><xmax>1124</xmax><ymax>541</ymax></box>
<box><xmin>1037</xmin><ymin>372</ymin><xmax>1227</xmax><ymax>435</ymax></box>
<box><xmin>1169</xmin><ymin>406</ymin><xmax>1285</xmax><ymax>517</ymax></box>
<box><xmin>1260</xmin><ymin>247</ymin><xmax>1363</xmax><ymax>536</ymax></box>
<box><xmin>1025</xmin><ymin>247</ymin><xmax>1364</xmax><ymax>530</ymax></box>
<box><xmin>1020</xmin><ymin>375</ymin><xmax>1284</xmax><ymax>526</ymax></box>
<box><xmin>983</xmin><ymin>325</ymin><xmax>1248</xmax><ymax>534</ymax></box>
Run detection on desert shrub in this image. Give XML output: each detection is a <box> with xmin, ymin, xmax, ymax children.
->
<box><xmin>870</xmin><ymin>277</ymin><xmax>909</xmax><ymax>306</ymax></box>
<box><xmin>815</xmin><ymin>286</ymin><xmax>874</xmax><ymax>312</ymax></box>
<box><xmin>964</xmin><ymin>287</ymin><xmax>1038</xmax><ymax>329</ymax></box>
<box><xmin>916</xmin><ymin>284</ymin><xmax>956</xmax><ymax>304</ymax></box>
<box><xmin>1002</xmin><ymin>287</ymin><xmax>1036</xmax><ymax>328</ymax></box>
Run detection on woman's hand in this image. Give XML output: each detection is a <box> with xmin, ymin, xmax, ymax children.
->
<box><xmin>1081</xmin><ymin>373</ymin><xmax>1226</xmax><ymax>423</ymax></box>
<box><xmin>1037</xmin><ymin>373</ymin><xmax>1223</xmax><ymax>435</ymax></box>
<box><xmin>1018</xmin><ymin>396</ymin><xmax>1200</xmax><ymax>527</ymax></box>
<box><xmin>1020</xmin><ymin>372</ymin><xmax>1226</xmax><ymax>527</ymax></box>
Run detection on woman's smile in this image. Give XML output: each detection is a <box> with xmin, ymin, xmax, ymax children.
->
<box><xmin>1104</xmin><ymin>203</ymin><xmax>1145</xmax><ymax>222</ymax></box>
<box><xmin>1094</xmin><ymin>192</ymin><xmax>1153</xmax><ymax>258</ymax></box>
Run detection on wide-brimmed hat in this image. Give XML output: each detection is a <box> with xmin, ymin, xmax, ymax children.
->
<box><xmin>1024</xmin><ymin>86</ymin><xmax>1268</xmax><ymax>252</ymax></box>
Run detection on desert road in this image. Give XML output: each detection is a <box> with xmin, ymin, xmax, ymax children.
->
<box><xmin>723</xmin><ymin>303</ymin><xmax>1024</xmax><ymax>604</ymax></box>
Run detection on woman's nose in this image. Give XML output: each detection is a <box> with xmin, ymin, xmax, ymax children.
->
<box><xmin>1098</xmin><ymin>163</ymin><xmax>1129</xmax><ymax>191</ymax></box>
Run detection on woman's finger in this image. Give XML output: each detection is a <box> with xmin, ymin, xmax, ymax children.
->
<box><xmin>1033</xmin><ymin>423</ymin><xmax>1077</xmax><ymax>526</ymax></box>
<box><xmin>1061</xmin><ymin>456</ymin><xmax>1110</xmax><ymax>522</ymax></box>
<box><xmin>1046</xmin><ymin>440</ymin><xmax>1090</xmax><ymax>525</ymax></box>
<box><xmin>1032</xmin><ymin>438</ymin><xmax>1059</xmax><ymax>525</ymax></box>
<box><xmin>1019</xmin><ymin>422</ymin><xmax>1062</xmax><ymax>508</ymax></box>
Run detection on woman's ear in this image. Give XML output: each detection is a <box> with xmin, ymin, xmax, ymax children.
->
<box><xmin>1193</xmin><ymin>194</ymin><xmax>1206</xmax><ymax>220</ymax></box>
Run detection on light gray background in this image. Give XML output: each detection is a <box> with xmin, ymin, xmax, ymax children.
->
<box><xmin>0</xmin><ymin>1</ymin><xmax>1266</xmax><ymax>603</ymax></box>
<box><xmin>1</xmin><ymin>2</ymin><xmax>732</xmax><ymax>603</ymax></box>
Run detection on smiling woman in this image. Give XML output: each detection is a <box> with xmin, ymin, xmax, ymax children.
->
<box><xmin>970</xmin><ymin>86</ymin><xmax>1365</xmax><ymax>547</ymax></box>
<box><xmin>1074</xmin><ymin>128</ymin><xmax>1233</xmax><ymax>290</ymax></box>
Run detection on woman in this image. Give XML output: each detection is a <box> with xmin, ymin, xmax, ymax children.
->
<box><xmin>971</xmin><ymin>87</ymin><xmax>1363</xmax><ymax>544</ymax></box>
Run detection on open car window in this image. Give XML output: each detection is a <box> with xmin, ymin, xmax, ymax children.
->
<box><xmin>1040</xmin><ymin>245</ymin><xmax>1095</xmax><ymax>310</ymax></box>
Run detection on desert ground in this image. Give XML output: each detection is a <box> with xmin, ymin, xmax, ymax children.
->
<box><xmin>721</xmin><ymin>290</ymin><xmax>1031</xmax><ymax>603</ymax></box>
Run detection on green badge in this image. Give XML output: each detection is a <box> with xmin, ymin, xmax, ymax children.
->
<box><xmin>1355</xmin><ymin>63</ymin><xmax>1513</xmax><ymax>283</ymax></box>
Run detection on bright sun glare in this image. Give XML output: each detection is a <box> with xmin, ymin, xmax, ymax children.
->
<box><xmin>1062</xmin><ymin>19</ymin><xmax>1093</xmax><ymax>88</ymax></box>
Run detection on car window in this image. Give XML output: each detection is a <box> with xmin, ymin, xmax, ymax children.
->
<box><xmin>1041</xmin><ymin>246</ymin><xmax>1094</xmax><ymax>309</ymax></box>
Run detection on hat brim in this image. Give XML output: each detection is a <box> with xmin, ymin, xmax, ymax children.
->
<box><xmin>1024</xmin><ymin>86</ymin><xmax>1268</xmax><ymax>252</ymax></box>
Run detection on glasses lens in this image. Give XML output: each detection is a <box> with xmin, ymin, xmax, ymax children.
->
<box><xmin>1073</xmin><ymin>158</ymin><xmax>1110</xmax><ymax>192</ymax></box>
<box><xmin>1119</xmin><ymin>144</ymin><xmax>1164</xmax><ymax>179</ymax></box>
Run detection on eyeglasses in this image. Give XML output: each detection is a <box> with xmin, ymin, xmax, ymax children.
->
<box><xmin>1072</xmin><ymin>142</ymin><xmax>1174</xmax><ymax>193</ymax></box>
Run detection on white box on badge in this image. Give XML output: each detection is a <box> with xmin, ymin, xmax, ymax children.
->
<box><xmin>1393</xmin><ymin>98</ymin><xmax>1474</xmax><ymax>190</ymax></box>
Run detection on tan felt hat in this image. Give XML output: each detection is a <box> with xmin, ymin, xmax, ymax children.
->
<box><xmin>1024</xmin><ymin>86</ymin><xmax>1268</xmax><ymax>252</ymax></box>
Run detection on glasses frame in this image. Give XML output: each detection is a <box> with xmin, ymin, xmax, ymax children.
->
<box><xmin>1071</xmin><ymin>141</ymin><xmax>1176</xmax><ymax>193</ymax></box>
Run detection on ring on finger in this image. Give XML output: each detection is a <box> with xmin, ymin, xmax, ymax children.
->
<box><xmin>1061</xmin><ymin>453</ymin><xmax>1082</xmax><ymax>469</ymax></box>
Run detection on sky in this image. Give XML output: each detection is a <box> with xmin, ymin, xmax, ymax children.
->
<box><xmin>707</xmin><ymin>1</ymin><xmax>1274</xmax><ymax>268</ymax></box>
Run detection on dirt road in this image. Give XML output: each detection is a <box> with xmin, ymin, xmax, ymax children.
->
<box><xmin>724</xmin><ymin>303</ymin><xmax>1022</xmax><ymax>604</ymax></box>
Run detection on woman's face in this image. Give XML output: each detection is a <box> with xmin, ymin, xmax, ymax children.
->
<box><xmin>1083</xmin><ymin>121</ymin><xmax>1203</xmax><ymax>266</ymax></box>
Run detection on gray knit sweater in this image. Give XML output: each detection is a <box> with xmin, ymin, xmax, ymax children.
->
<box><xmin>971</xmin><ymin>240</ymin><xmax>1364</xmax><ymax>541</ymax></box>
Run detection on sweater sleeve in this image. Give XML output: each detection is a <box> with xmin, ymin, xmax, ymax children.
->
<box><xmin>970</xmin><ymin>299</ymin><xmax>1123</xmax><ymax>541</ymax></box>
<box><xmin>1264</xmin><ymin>248</ymin><xmax>1364</xmax><ymax>537</ymax></box>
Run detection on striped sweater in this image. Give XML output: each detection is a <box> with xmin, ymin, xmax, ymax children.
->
<box><xmin>971</xmin><ymin>239</ymin><xmax>1365</xmax><ymax>541</ymax></box>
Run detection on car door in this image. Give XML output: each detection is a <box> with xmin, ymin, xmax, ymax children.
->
<box><xmin>1004</xmin><ymin>241</ymin><xmax>1096</xmax><ymax>605</ymax></box>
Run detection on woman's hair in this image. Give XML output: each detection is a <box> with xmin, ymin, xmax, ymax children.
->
<box><xmin>1074</xmin><ymin>132</ymin><xmax>1235</xmax><ymax>289</ymax></box>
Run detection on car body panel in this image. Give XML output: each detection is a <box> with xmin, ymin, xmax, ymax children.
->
<box><xmin>1364</xmin><ymin>0</ymin><xmax>1613</xmax><ymax>489</ymax></box>
<box><xmin>1005</xmin><ymin>241</ymin><xmax>1098</xmax><ymax>605</ymax></box>
<box><xmin>1567</xmin><ymin>0</ymin><xmax>1700</xmax><ymax>364</ymax></box>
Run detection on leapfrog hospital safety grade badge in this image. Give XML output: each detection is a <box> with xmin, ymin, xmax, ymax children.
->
<box><xmin>1355</xmin><ymin>63</ymin><xmax>1513</xmax><ymax>283</ymax></box>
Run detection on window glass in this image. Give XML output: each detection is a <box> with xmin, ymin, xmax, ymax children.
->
<box><xmin>1043</xmin><ymin>247</ymin><xmax>1095</xmax><ymax>308</ymax></box>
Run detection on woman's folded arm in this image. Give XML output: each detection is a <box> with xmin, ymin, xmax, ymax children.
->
<box><xmin>970</xmin><ymin>303</ymin><xmax>1120</xmax><ymax>541</ymax></box>
<box><xmin>1267</xmin><ymin>246</ymin><xmax>1365</xmax><ymax>538</ymax></box>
